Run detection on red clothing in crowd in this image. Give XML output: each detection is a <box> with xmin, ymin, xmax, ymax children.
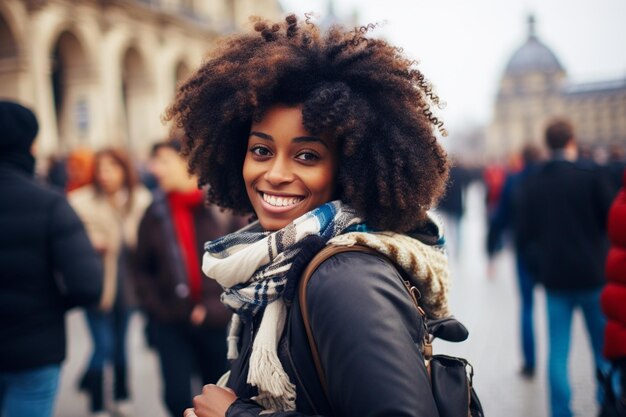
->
<box><xmin>168</xmin><ymin>190</ymin><xmax>204</xmax><ymax>303</ymax></box>
<box><xmin>601</xmin><ymin>170</ymin><xmax>626</xmax><ymax>360</ymax></box>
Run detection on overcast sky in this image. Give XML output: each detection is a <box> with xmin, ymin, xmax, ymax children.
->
<box><xmin>278</xmin><ymin>0</ymin><xmax>626</xmax><ymax>131</ymax></box>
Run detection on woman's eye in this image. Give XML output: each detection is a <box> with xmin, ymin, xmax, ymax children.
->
<box><xmin>250</xmin><ymin>146</ymin><xmax>271</xmax><ymax>157</ymax></box>
<box><xmin>296</xmin><ymin>152</ymin><xmax>320</xmax><ymax>162</ymax></box>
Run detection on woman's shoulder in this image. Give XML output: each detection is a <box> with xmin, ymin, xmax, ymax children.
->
<box><xmin>312</xmin><ymin>249</ymin><xmax>396</xmax><ymax>275</ymax></box>
<box><xmin>302</xmin><ymin>249</ymin><xmax>426</xmax><ymax>353</ymax></box>
<box><xmin>306</xmin><ymin>250</ymin><xmax>407</xmax><ymax>306</ymax></box>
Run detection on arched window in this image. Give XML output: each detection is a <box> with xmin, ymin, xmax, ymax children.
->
<box><xmin>0</xmin><ymin>12</ymin><xmax>21</xmax><ymax>100</ymax></box>
<box><xmin>50</xmin><ymin>31</ymin><xmax>92</xmax><ymax>150</ymax></box>
<box><xmin>121</xmin><ymin>46</ymin><xmax>153</xmax><ymax>151</ymax></box>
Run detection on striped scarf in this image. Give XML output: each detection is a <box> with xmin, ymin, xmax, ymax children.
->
<box><xmin>203</xmin><ymin>201</ymin><xmax>362</xmax><ymax>317</ymax></box>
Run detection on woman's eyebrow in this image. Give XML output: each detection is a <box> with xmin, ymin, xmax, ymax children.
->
<box><xmin>250</xmin><ymin>131</ymin><xmax>273</xmax><ymax>140</ymax></box>
<box><xmin>249</xmin><ymin>132</ymin><xmax>328</xmax><ymax>149</ymax></box>
<box><xmin>293</xmin><ymin>136</ymin><xmax>328</xmax><ymax>148</ymax></box>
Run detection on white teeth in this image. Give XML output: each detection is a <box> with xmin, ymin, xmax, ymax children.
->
<box><xmin>262</xmin><ymin>193</ymin><xmax>302</xmax><ymax>207</ymax></box>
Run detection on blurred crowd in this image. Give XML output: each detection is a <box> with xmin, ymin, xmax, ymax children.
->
<box><xmin>439</xmin><ymin>120</ymin><xmax>626</xmax><ymax>417</ymax></box>
<box><xmin>0</xmin><ymin>101</ymin><xmax>247</xmax><ymax>417</ymax></box>
<box><xmin>1</xmin><ymin>97</ymin><xmax>625</xmax><ymax>417</ymax></box>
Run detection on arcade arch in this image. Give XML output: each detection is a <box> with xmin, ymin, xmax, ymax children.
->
<box><xmin>174</xmin><ymin>60</ymin><xmax>191</xmax><ymax>88</ymax></box>
<box><xmin>0</xmin><ymin>12</ymin><xmax>21</xmax><ymax>100</ymax></box>
<box><xmin>49</xmin><ymin>30</ymin><xmax>95</xmax><ymax>150</ymax></box>
<box><xmin>121</xmin><ymin>46</ymin><xmax>154</xmax><ymax>151</ymax></box>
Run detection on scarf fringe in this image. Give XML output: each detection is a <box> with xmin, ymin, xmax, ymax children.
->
<box><xmin>247</xmin><ymin>345</ymin><xmax>297</xmax><ymax>406</ymax></box>
<box><xmin>247</xmin><ymin>300</ymin><xmax>297</xmax><ymax>411</ymax></box>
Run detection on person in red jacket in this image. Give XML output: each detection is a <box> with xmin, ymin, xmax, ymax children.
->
<box><xmin>134</xmin><ymin>139</ymin><xmax>247</xmax><ymax>417</ymax></box>
<box><xmin>601</xmin><ymin>168</ymin><xmax>626</xmax><ymax>409</ymax></box>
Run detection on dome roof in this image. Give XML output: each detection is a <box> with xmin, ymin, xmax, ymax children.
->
<box><xmin>504</xmin><ymin>15</ymin><xmax>564</xmax><ymax>76</ymax></box>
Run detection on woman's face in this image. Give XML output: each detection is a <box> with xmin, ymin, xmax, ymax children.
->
<box><xmin>243</xmin><ymin>105</ymin><xmax>338</xmax><ymax>231</ymax></box>
<box><xmin>96</xmin><ymin>154</ymin><xmax>125</xmax><ymax>195</ymax></box>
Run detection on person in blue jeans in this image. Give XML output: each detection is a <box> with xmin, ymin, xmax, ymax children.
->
<box><xmin>0</xmin><ymin>366</ymin><xmax>60</xmax><ymax>417</ymax></box>
<box><xmin>516</xmin><ymin>119</ymin><xmax>615</xmax><ymax>417</ymax></box>
<box><xmin>69</xmin><ymin>149</ymin><xmax>152</xmax><ymax>416</ymax></box>
<box><xmin>0</xmin><ymin>101</ymin><xmax>103</xmax><ymax>417</ymax></box>
<box><xmin>80</xmin><ymin>298</ymin><xmax>132</xmax><ymax>412</ymax></box>
<box><xmin>487</xmin><ymin>144</ymin><xmax>542</xmax><ymax>377</ymax></box>
<box><xmin>547</xmin><ymin>288</ymin><xmax>607</xmax><ymax>413</ymax></box>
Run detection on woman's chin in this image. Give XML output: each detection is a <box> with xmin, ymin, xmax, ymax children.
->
<box><xmin>258</xmin><ymin>217</ymin><xmax>291</xmax><ymax>232</ymax></box>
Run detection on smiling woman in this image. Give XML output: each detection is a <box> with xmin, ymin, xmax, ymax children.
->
<box><xmin>165</xmin><ymin>13</ymin><xmax>454</xmax><ymax>417</ymax></box>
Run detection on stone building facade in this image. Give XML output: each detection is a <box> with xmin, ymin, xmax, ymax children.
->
<box><xmin>0</xmin><ymin>0</ymin><xmax>283</xmax><ymax>158</ymax></box>
<box><xmin>486</xmin><ymin>16</ymin><xmax>626</xmax><ymax>158</ymax></box>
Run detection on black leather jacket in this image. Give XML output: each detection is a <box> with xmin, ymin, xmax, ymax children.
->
<box><xmin>226</xmin><ymin>251</ymin><xmax>439</xmax><ymax>416</ymax></box>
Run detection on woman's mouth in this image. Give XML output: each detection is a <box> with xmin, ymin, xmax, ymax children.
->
<box><xmin>258</xmin><ymin>191</ymin><xmax>305</xmax><ymax>213</ymax></box>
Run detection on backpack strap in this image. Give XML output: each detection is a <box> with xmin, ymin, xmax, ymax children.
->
<box><xmin>298</xmin><ymin>244</ymin><xmax>432</xmax><ymax>399</ymax></box>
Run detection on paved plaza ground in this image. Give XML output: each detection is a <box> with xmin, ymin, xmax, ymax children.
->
<box><xmin>55</xmin><ymin>183</ymin><xmax>601</xmax><ymax>417</ymax></box>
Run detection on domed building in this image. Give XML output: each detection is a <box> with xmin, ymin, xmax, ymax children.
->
<box><xmin>0</xmin><ymin>0</ymin><xmax>283</xmax><ymax>159</ymax></box>
<box><xmin>486</xmin><ymin>15</ymin><xmax>626</xmax><ymax>158</ymax></box>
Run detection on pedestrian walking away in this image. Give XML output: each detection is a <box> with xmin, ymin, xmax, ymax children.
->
<box><xmin>516</xmin><ymin>118</ymin><xmax>615</xmax><ymax>417</ymax></box>
<box><xmin>487</xmin><ymin>144</ymin><xmax>543</xmax><ymax>378</ymax></box>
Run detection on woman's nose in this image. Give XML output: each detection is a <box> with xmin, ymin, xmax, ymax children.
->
<box><xmin>264</xmin><ymin>157</ymin><xmax>294</xmax><ymax>185</ymax></box>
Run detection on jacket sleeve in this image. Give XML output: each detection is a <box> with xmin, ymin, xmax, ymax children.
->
<box><xmin>48</xmin><ymin>196</ymin><xmax>103</xmax><ymax>308</ymax></box>
<box><xmin>228</xmin><ymin>252</ymin><xmax>439</xmax><ymax>417</ymax></box>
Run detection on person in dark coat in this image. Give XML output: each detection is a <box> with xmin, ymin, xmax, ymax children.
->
<box><xmin>487</xmin><ymin>144</ymin><xmax>542</xmax><ymax>378</ymax></box>
<box><xmin>438</xmin><ymin>162</ymin><xmax>471</xmax><ymax>258</ymax></box>
<box><xmin>164</xmin><ymin>15</ymin><xmax>455</xmax><ymax>417</ymax></box>
<box><xmin>0</xmin><ymin>100</ymin><xmax>103</xmax><ymax>417</ymax></box>
<box><xmin>601</xmin><ymin>168</ymin><xmax>626</xmax><ymax>408</ymax></box>
<box><xmin>134</xmin><ymin>140</ymin><xmax>246</xmax><ymax>417</ymax></box>
<box><xmin>516</xmin><ymin>118</ymin><xmax>615</xmax><ymax>417</ymax></box>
